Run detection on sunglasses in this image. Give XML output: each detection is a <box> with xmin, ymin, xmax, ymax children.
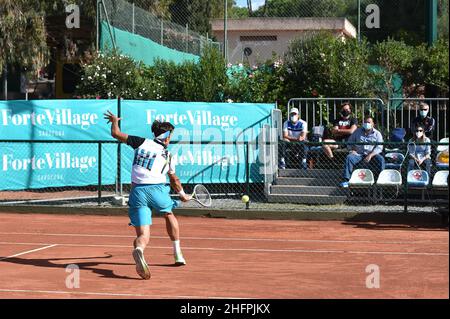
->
<box><xmin>416</xmin><ymin>130</ymin><xmax>424</xmax><ymax>132</ymax></box>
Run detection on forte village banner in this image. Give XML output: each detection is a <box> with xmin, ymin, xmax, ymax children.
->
<box><xmin>0</xmin><ymin>100</ymin><xmax>116</xmax><ymax>190</ymax></box>
<box><xmin>120</xmin><ymin>100</ymin><xmax>274</xmax><ymax>185</ymax></box>
<box><xmin>0</xmin><ymin>100</ymin><xmax>274</xmax><ymax>190</ymax></box>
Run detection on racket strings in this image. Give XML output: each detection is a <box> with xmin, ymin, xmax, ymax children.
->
<box><xmin>193</xmin><ymin>185</ymin><xmax>211</xmax><ymax>206</ymax></box>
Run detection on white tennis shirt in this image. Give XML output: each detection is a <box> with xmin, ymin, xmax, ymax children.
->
<box><xmin>127</xmin><ymin>135</ymin><xmax>175</xmax><ymax>184</ymax></box>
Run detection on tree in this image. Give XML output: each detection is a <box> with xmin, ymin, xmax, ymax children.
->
<box><xmin>284</xmin><ymin>32</ymin><xmax>373</xmax><ymax>98</ymax></box>
<box><xmin>169</xmin><ymin>0</ymin><xmax>213</xmax><ymax>35</ymax></box>
<box><xmin>0</xmin><ymin>0</ymin><xmax>48</xmax><ymax>75</ymax></box>
<box><xmin>371</xmin><ymin>38</ymin><xmax>414</xmax><ymax>102</ymax></box>
<box><xmin>423</xmin><ymin>39</ymin><xmax>449</xmax><ymax>96</ymax></box>
<box><xmin>252</xmin><ymin>0</ymin><xmax>350</xmax><ymax>18</ymax></box>
<box><xmin>362</xmin><ymin>0</ymin><xmax>426</xmax><ymax>45</ymax></box>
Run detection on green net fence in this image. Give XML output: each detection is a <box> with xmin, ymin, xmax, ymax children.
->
<box><xmin>99</xmin><ymin>0</ymin><xmax>220</xmax><ymax>65</ymax></box>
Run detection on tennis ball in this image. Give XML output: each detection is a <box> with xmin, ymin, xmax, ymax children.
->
<box><xmin>241</xmin><ymin>195</ymin><xmax>249</xmax><ymax>203</ymax></box>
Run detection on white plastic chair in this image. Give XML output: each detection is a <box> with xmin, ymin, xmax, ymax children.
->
<box><xmin>349</xmin><ymin>169</ymin><xmax>375</xmax><ymax>186</ymax></box>
<box><xmin>407</xmin><ymin>170</ymin><xmax>430</xmax><ymax>187</ymax></box>
<box><xmin>377</xmin><ymin>169</ymin><xmax>402</xmax><ymax>186</ymax></box>
<box><xmin>437</xmin><ymin>138</ymin><xmax>449</xmax><ymax>152</ymax></box>
<box><xmin>432</xmin><ymin>170</ymin><xmax>449</xmax><ymax>188</ymax></box>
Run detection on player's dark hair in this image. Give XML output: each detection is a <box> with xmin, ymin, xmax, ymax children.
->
<box><xmin>151</xmin><ymin>120</ymin><xmax>174</xmax><ymax>137</ymax></box>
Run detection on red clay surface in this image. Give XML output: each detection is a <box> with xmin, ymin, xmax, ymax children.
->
<box><xmin>0</xmin><ymin>212</ymin><xmax>448</xmax><ymax>299</ymax></box>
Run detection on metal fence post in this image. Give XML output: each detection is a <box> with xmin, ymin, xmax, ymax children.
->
<box><xmin>245</xmin><ymin>141</ymin><xmax>250</xmax><ymax>210</ymax></box>
<box><xmin>132</xmin><ymin>2</ymin><xmax>135</xmax><ymax>34</ymax></box>
<box><xmin>117</xmin><ymin>97</ymin><xmax>122</xmax><ymax>196</ymax></box>
<box><xmin>185</xmin><ymin>24</ymin><xmax>189</xmax><ymax>53</ymax></box>
<box><xmin>161</xmin><ymin>20</ymin><xmax>164</xmax><ymax>45</ymax></box>
<box><xmin>98</xmin><ymin>142</ymin><xmax>102</xmax><ymax>205</ymax></box>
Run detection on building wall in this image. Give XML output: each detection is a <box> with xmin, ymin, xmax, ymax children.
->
<box><xmin>216</xmin><ymin>30</ymin><xmax>344</xmax><ymax>65</ymax></box>
<box><xmin>211</xmin><ymin>18</ymin><xmax>355</xmax><ymax>65</ymax></box>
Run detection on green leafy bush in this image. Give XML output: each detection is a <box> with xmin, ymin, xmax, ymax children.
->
<box><xmin>76</xmin><ymin>35</ymin><xmax>448</xmax><ymax>103</ymax></box>
<box><xmin>371</xmin><ymin>38</ymin><xmax>414</xmax><ymax>101</ymax></box>
<box><xmin>423</xmin><ymin>39</ymin><xmax>449</xmax><ymax>96</ymax></box>
<box><xmin>224</xmin><ymin>57</ymin><xmax>287</xmax><ymax>104</ymax></box>
<box><xmin>76</xmin><ymin>51</ymin><xmax>162</xmax><ymax>100</ymax></box>
<box><xmin>284</xmin><ymin>32</ymin><xmax>373</xmax><ymax>99</ymax></box>
<box><xmin>77</xmin><ymin>46</ymin><xmax>226</xmax><ymax>102</ymax></box>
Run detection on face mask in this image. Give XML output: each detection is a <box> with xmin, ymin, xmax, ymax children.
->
<box><xmin>290</xmin><ymin>115</ymin><xmax>298</xmax><ymax>123</ymax></box>
<box><xmin>416</xmin><ymin>131</ymin><xmax>424</xmax><ymax>138</ymax></box>
<box><xmin>341</xmin><ymin>110</ymin><xmax>350</xmax><ymax>117</ymax></box>
<box><xmin>420</xmin><ymin>110</ymin><xmax>428</xmax><ymax>118</ymax></box>
<box><xmin>363</xmin><ymin>123</ymin><xmax>372</xmax><ymax>131</ymax></box>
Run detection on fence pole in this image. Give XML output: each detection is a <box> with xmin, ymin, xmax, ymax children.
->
<box><xmin>96</xmin><ymin>0</ymin><xmax>100</xmax><ymax>51</ymax></box>
<box><xmin>117</xmin><ymin>97</ymin><xmax>122</xmax><ymax>196</ymax></box>
<box><xmin>186</xmin><ymin>24</ymin><xmax>189</xmax><ymax>53</ymax></box>
<box><xmin>245</xmin><ymin>141</ymin><xmax>250</xmax><ymax>210</ymax></box>
<box><xmin>161</xmin><ymin>20</ymin><xmax>164</xmax><ymax>45</ymax></box>
<box><xmin>98</xmin><ymin>142</ymin><xmax>102</xmax><ymax>205</ymax></box>
<box><xmin>357</xmin><ymin>0</ymin><xmax>361</xmax><ymax>42</ymax></box>
<box><xmin>132</xmin><ymin>2</ymin><xmax>135</xmax><ymax>34</ymax></box>
<box><xmin>224</xmin><ymin>0</ymin><xmax>228</xmax><ymax>61</ymax></box>
<box><xmin>403</xmin><ymin>159</ymin><xmax>408</xmax><ymax>213</ymax></box>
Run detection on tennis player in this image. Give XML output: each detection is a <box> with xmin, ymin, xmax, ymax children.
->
<box><xmin>104</xmin><ymin>110</ymin><xmax>190</xmax><ymax>280</ymax></box>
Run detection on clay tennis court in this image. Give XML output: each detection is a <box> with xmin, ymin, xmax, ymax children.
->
<box><xmin>0</xmin><ymin>211</ymin><xmax>448</xmax><ymax>299</ymax></box>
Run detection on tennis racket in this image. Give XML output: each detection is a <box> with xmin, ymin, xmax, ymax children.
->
<box><xmin>190</xmin><ymin>184</ymin><xmax>212</xmax><ymax>207</ymax></box>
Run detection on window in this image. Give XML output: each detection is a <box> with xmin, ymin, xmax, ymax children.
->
<box><xmin>240</xmin><ymin>35</ymin><xmax>277</xmax><ymax>42</ymax></box>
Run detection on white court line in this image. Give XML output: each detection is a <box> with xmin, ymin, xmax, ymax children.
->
<box><xmin>0</xmin><ymin>232</ymin><xmax>446</xmax><ymax>245</ymax></box>
<box><xmin>0</xmin><ymin>244</ymin><xmax>58</xmax><ymax>261</ymax></box>
<box><xmin>0</xmin><ymin>288</ymin><xmax>245</xmax><ymax>299</ymax></box>
<box><xmin>0</xmin><ymin>241</ymin><xmax>447</xmax><ymax>257</ymax></box>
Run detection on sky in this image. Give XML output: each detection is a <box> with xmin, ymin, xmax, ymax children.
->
<box><xmin>235</xmin><ymin>0</ymin><xmax>265</xmax><ymax>9</ymax></box>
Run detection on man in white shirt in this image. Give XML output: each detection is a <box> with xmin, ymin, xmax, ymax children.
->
<box><xmin>280</xmin><ymin>108</ymin><xmax>308</xmax><ymax>169</ymax></box>
<box><xmin>104</xmin><ymin>111</ymin><xmax>190</xmax><ymax>280</ymax></box>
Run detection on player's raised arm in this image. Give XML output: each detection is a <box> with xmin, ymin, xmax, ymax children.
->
<box><xmin>104</xmin><ymin>110</ymin><xmax>128</xmax><ymax>143</ymax></box>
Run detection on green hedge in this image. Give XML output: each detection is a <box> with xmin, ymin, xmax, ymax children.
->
<box><xmin>76</xmin><ymin>35</ymin><xmax>449</xmax><ymax>103</ymax></box>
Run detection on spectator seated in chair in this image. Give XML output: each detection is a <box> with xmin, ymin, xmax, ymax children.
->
<box><xmin>339</xmin><ymin>115</ymin><xmax>385</xmax><ymax>188</ymax></box>
<box><xmin>407</xmin><ymin>124</ymin><xmax>432</xmax><ymax>177</ymax></box>
<box><xmin>410</xmin><ymin>102</ymin><xmax>435</xmax><ymax>140</ymax></box>
<box><xmin>279</xmin><ymin>107</ymin><xmax>308</xmax><ymax>170</ymax></box>
<box><xmin>322</xmin><ymin>102</ymin><xmax>358</xmax><ymax>161</ymax></box>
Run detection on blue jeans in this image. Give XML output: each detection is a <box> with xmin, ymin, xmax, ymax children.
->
<box><xmin>408</xmin><ymin>159</ymin><xmax>431</xmax><ymax>176</ymax></box>
<box><xmin>279</xmin><ymin>141</ymin><xmax>308</xmax><ymax>169</ymax></box>
<box><xmin>343</xmin><ymin>153</ymin><xmax>385</xmax><ymax>180</ymax></box>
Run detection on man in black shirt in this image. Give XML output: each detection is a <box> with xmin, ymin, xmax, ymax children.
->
<box><xmin>322</xmin><ymin>102</ymin><xmax>358</xmax><ymax>159</ymax></box>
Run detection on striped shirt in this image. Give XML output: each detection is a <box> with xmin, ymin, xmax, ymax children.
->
<box><xmin>283</xmin><ymin>119</ymin><xmax>308</xmax><ymax>139</ymax></box>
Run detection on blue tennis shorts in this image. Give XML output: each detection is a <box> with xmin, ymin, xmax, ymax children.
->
<box><xmin>128</xmin><ymin>184</ymin><xmax>180</xmax><ymax>226</ymax></box>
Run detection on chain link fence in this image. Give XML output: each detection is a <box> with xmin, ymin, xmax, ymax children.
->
<box><xmin>1</xmin><ymin>139</ymin><xmax>447</xmax><ymax>213</ymax></box>
<box><xmin>99</xmin><ymin>0</ymin><xmax>221</xmax><ymax>62</ymax></box>
<box><xmin>1</xmin><ymin>97</ymin><xmax>447</xmax><ymax>213</ymax></box>
<box><xmin>96</xmin><ymin>0</ymin><xmax>448</xmax><ymax>66</ymax></box>
<box><xmin>0</xmin><ymin>141</ymin><xmax>118</xmax><ymax>206</ymax></box>
<box><xmin>208</xmin><ymin>0</ymin><xmax>449</xmax><ymax>65</ymax></box>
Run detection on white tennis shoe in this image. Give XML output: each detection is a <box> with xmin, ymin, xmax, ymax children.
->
<box><xmin>132</xmin><ymin>248</ymin><xmax>151</xmax><ymax>279</ymax></box>
<box><xmin>174</xmin><ymin>253</ymin><xmax>186</xmax><ymax>266</ymax></box>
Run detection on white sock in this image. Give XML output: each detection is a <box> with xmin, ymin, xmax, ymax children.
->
<box><xmin>173</xmin><ymin>240</ymin><xmax>182</xmax><ymax>255</ymax></box>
